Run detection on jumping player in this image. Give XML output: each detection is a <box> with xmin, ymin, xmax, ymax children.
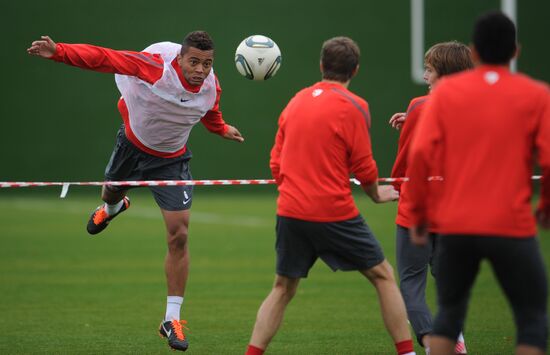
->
<box><xmin>27</xmin><ymin>31</ymin><xmax>244</xmax><ymax>352</ymax></box>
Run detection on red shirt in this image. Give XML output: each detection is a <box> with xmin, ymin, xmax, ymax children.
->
<box><xmin>408</xmin><ymin>65</ymin><xmax>550</xmax><ymax>237</ymax></box>
<box><xmin>270</xmin><ymin>81</ymin><xmax>379</xmax><ymax>222</ymax></box>
<box><xmin>51</xmin><ymin>43</ymin><xmax>228</xmax><ymax>157</ymax></box>
<box><xmin>390</xmin><ymin>95</ymin><xmax>441</xmax><ymax>228</ymax></box>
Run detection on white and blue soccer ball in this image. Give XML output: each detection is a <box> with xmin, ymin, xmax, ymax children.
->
<box><xmin>235</xmin><ymin>35</ymin><xmax>282</xmax><ymax>81</ymax></box>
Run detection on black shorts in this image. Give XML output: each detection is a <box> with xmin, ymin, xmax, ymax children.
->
<box><xmin>104</xmin><ymin>125</ymin><xmax>193</xmax><ymax>211</ymax></box>
<box><xmin>275</xmin><ymin>215</ymin><xmax>385</xmax><ymax>278</ymax></box>
<box><xmin>433</xmin><ymin>234</ymin><xmax>548</xmax><ymax>350</ymax></box>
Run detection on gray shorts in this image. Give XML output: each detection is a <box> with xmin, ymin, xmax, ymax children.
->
<box><xmin>275</xmin><ymin>215</ymin><xmax>385</xmax><ymax>278</ymax></box>
<box><xmin>104</xmin><ymin>125</ymin><xmax>193</xmax><ymax>211</ymax></box>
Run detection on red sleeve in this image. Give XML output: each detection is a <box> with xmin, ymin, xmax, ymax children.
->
<box><xmin>407</xmin><ymin>91</ymin><xmax>444</xmax><ymax>226</ymax></box>
<box><xmin>200</xmin><ymin>75</ymin><xmax>228</xmax><ymax>136</ymax></box>
<box><xmin>390</xmin><ymin>98</ymin><xmax>427</xmax><ymax>191</ymax></box>
<box><xmin>344</xmin><ymin>103</ymin><xmax>378</xmax><ymax>186</ymax></box>
<box><xmin>50</xmin><ymin>43</ymin><xmax>164</xmax><ymax>84</ymax></box>
<box><xmin>270</xmin><ymin>108</ymin><xmax>287</xmax><ymax>184</ymax></box>
<box><xmin>536</xmin><ymin>88</ymin><xmax>550</xmax><ymax>211</ymax></box>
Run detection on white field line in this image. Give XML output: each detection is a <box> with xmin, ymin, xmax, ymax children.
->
<box><xmin>0</xmin><ymin>198</ymin><xmax>272</xmax><ymax>228</ymax></box>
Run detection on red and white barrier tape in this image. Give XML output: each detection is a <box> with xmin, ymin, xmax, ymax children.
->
<box><xmin>0</xmin><ymin>176</ymin><xmax>542</xmax><ymax>198</ymax></box>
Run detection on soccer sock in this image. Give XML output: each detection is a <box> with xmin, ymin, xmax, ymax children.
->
<box><xmin>104</xmin><ymin>200</ymin><xmax>124</xmax><ymax>216</ymax></box>
<box><xmin>455</xmin><ymin>332</ymin><xmax>467</xmax><ymax>353</ymax></box>
<box><xmin>396</xmin><ymin>339</ymin><xmax>415</xmax><ymax>355</ymax></box>
<box><xmin>245</xmin><ymin>344</ymin><xmax>264</xmax><ymax>355</ymax></box>
<box><xmin>165</xmin><ymin>296</ymin><xmax>184</xmax><ymax>321</ymax></box>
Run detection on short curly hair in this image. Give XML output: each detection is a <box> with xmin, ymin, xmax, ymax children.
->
<box><xmin>181</xmin><ymin>31</ymin><xmax>214</xmax><ymax>54</ymax></box>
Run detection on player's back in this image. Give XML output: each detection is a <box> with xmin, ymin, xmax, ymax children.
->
<box><xmin>428</xmin><ymin>65</ymin><xmax>549</xmax><ymax>236</ymax></box>
<box><xmin>274</xmin><ymin>81</ymin><xmax>377</xmax><ymax>222</ymax></box>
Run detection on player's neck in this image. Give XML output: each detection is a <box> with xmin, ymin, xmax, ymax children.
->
<box><xmin>322</xmin><ymin>79</ymin><xmax>350</xmax><ymax>88</ymax></box>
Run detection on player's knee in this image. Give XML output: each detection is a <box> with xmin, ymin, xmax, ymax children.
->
<box><xmin>272</xmin><ymin>278</ymin><xmax>298</xmax><ymax>301</ymax></box>
<box><xmin>167</xmin><ymin>226</ymin><xmax>189</xmax><ymax>253</ymax></box>
<box><xmin>364</xmin><ymin>260</ymin><xmax>395</xmax><ymax>284</ymax></box>
<box><xmin>516</xmin><ymin>309</ymin><xmax>548</xmax><ymax>350</ymax></box>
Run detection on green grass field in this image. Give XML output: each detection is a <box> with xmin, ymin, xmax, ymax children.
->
<box><xmin>0</xmin><ymin>189</ymin><xmax>549</xmax><ymax>354</ymax></box>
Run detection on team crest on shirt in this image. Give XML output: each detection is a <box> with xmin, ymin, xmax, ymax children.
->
<box><xmin>484</xmin><ymin>71</ymin><xmax>500</xmax><ymax>85</ymax></box>
<box><xmin>312</xmin><ymin>89</ymin><xmax>323</xmax><ymax>97</ymax></box>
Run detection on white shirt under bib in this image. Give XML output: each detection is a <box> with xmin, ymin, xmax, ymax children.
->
<box><xmin>115</xmin><ymin>42</ymin><xmax>217</xmax><ymax>153</ymax></box>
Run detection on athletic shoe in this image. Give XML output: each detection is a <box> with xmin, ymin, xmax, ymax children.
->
<box><xmin>159</xmin><ymin>319</ymin><xmax>189</xmax><ymax>351</ymax></box>
<box><xmin>86</xmin><ymin>197</ymin><xmax>130</xmax><ymax>235</ymax></box>
<box><xmin>455</xmin><ymin>340</ymin><xmax>467</xmax><ymax>354</ymax></box>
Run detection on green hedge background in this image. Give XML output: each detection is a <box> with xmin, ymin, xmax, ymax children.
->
<box><xmin>3</xmin><ymin>0</ymin><xmax>549</xmax><ymax>182</ymax></box>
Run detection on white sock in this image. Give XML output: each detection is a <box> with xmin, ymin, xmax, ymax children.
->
<box><xmin>104</xmin><ymin>200</ymin><xmax>124</xmax><ymax>216</ymax></box>
<box><xmin>165</xmin><ymin>296</ymin><xmax>184</xmax><ymax>321</ymax></box>
<box><xmin>457</xmin><ymin>332</ymin><xmax>465</xmax><ymax>343</ymax></box>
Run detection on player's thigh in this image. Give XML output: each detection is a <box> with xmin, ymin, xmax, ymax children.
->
<box><xmin>485</xmin><ymin>237</ymin><xmax>548</xmax><ymax>312</ymax></box>
<box><xmin>319</xmin><ymin>215</ymin><xmax>385</xmax><ymax>272</ymax></box>
<box><xmin>275</xmin><ymin>216</ymin><xmax>318</xmax><ymax>279</ymax></box>
<box><xmin>148</xmin><ymin>156</ymin><xmax>193</xmax><ymax>211</ymax></box>
<box><xmin>103</xmin><ymin>125</ymin><xmax>142</xmax><ymax>197</ymax></box>
<box><xmin>435</xmin><ymin>235</ymin><xmax>481</xmax><ymax>306</ymax></box>
<box><xmin>396</xmin><ymin>224</ymin><xmax>433</xmax><ymax>281</ymax></box>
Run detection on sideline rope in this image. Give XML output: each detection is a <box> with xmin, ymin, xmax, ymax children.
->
<box><xmin>0</xmin><ymin>176</ymin><xmax>542</xmax><ymax>198</ymax></box>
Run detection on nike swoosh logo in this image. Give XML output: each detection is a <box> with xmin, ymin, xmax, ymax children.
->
<box><xmin>164</xmin><ymin>326</ymin><xmax>172</xmax><ymax>338</ymax></box>
<box><xmin>180</xmin><ymin>98</ymin><xmax>190</xmax><ymax>102</ymax></box>
<box><xmin>183</xmin><ymin>199</ymin><xmax>191</xmax><ymax>205</ymax></box>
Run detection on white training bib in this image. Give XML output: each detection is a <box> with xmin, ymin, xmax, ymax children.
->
<box><xmin>115</xmin><ymin>42</ymin><xmax>217</xmax><ymax>153</ymax></box>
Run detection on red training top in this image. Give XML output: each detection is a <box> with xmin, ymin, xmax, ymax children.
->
<box><xmin>408</xmin><ymin>65</ymin><xmax>550</xmax><ymax>237</ymax></box>
<box><xmin>51</xmin><ymin>43</ymin><xmax>228</xmax><ymax>157</ymax></box>
<box><xmin>270</xmin><ymin>81</ymin><xmax>379</xmax><ymax>222</ymax></box>
<box><xmin>390</xmin><ymin>96</ymin><xmax>432</xmax><ymax>228</ymax></box>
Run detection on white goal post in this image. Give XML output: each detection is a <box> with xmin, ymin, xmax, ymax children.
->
<box><xmin>411</xmin><ymin>0</ymin><xmax>517</xmax><ymax>84</ymax></box>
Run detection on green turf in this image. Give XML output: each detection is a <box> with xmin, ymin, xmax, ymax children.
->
<box><xmin>0</xmin><ymin>189</ymin><xmax>548</xmax><ymax>354</ymax></box>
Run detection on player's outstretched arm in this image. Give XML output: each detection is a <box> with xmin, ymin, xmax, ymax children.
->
<box><xmin>362</xmin><ymin>183</ymin><xmax>399</xmax><ymax>203</ymax></box>
<box><xmin>389</xmin><ymin>112</ymin><xmax>406</xmax><ymax>130</ymax></box>
<box><xmin>27</xmin><ymin>35</ymin><xmax>56</xmax><ymax>58</ymax></box>
<box><xmin>223</xmin><ymin>125</ymin><xmax>245</xmax><ymax>143</ymax></box>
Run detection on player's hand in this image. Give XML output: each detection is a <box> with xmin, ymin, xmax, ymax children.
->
<box><xmin>27</xmin><ymin>35</ymin><xmax>57</xmax><ymax>58</ymax></box>
<box><xmin>389</xmin><ymin>112</ymin><xmax>406</xmax><ymax>130</ymax></box>
<box><xmin>223</xmin><ymin>125</ymin><xmax>244</xmax><ymax>143</ymax></box>
<box><xmin>375</xmin><ymin>185</ymin><xmax>399</xmax><ymax>203</ymax></box>
<box><xmin>410</xmin><ymin>223</ymin><xmax>429</xmax><ymax>246</ymax></box>
<box><xmin>536</xmin><ymin>208</ymin><xmax>550</xmax><ymax>229</ymax></box>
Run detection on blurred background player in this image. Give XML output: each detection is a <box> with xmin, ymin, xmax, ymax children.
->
<box><xmin>389</xmin><ymin>41</ymin><xmax>473</xmax><ymax>354</ymax></box>
<box><xmin>27</xmin><ymin>31</ymin><xmax>244</xmax><ymax>352</ymax></box>
<box><xmin>245</xmin><ymin>37</ymin><xmax>416</xmax><ymax>355</ymax></box>
<box><xmin>407</xmin><ymin>11</ymin><xmax>550</xmax><ymax>355</ymax></box>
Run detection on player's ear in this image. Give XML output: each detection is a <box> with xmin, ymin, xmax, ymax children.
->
<box><xmin>319</xmin><ymin>61</ymin><xmax>324</xmax><ymax>75</ymax></box>
<box><xmin>177</xmin><ymin>54</ymin><xmax>183</xmax><ymax>67</ymax></box>
<box><xmin>352</xmin><ymin>64</ymin><xmax>359</xmax><ymax>77</ymax></box>
<box><xmin>513</xmin><ymin>43</ymin><xmax>521</xmax><ymax>60</ymax></box>
<box><xmin>469</xmin><ymin>44</ymin><xmax>481</xmax><ymax>66</ymax></box>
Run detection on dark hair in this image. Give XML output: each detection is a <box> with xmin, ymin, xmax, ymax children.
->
<box><xmin>321</xmin><ymin>37</ymin><xmax>360</xmax><ymax>82</ymax></box>
<box><xmin>424</xmin><ymin>41</ymin><xmax>473</xmax><ymax>77</ymax></box>
<box><xmin>181</xmin><ymin>31</ymin><xmax>214</xmax><ymax>54</ymax></box>
<box><xmin>473</xmin><ymin>11</ymin><xmax>516</xmax><ymax>64</ymax></box>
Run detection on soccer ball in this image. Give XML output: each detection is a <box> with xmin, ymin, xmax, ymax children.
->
<box><xmin>235</xmin><ymin>35</ymin><xmax>282</xmax><ymax>81</ymax></box>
